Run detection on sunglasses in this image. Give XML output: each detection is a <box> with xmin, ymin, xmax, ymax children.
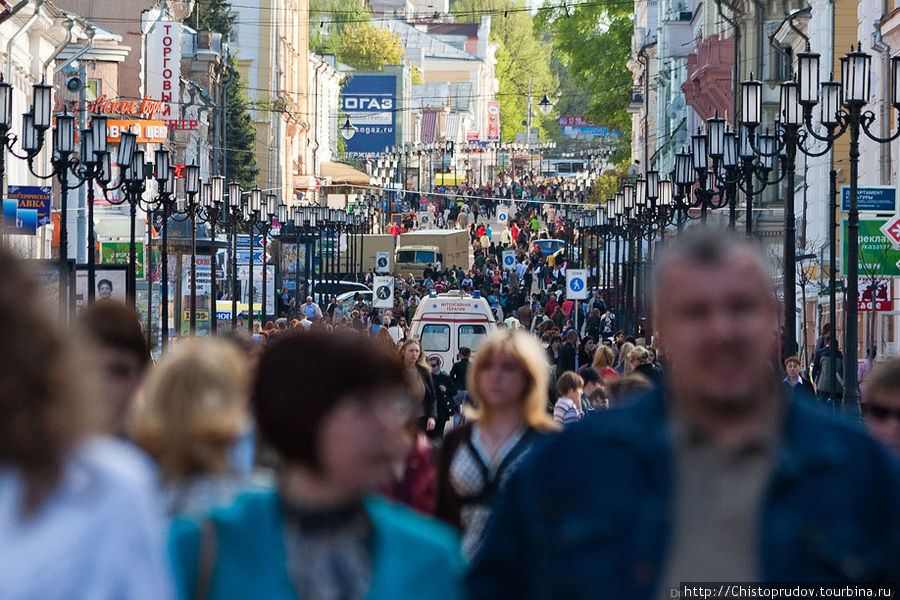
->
<box><xmin>863</xmin><ymin>402</ymin><xmax>900</xmax><ymax>422</ymax></box>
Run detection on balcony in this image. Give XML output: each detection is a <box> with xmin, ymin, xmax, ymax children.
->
<box><xmin>681</xmin><ymin>34</ymin><xmax>735</xmax><ymax>121</ymax></box>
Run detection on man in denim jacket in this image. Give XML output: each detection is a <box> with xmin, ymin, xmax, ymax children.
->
<box><xmin>469</xmin><ymin>230</ymin><xmax>900</xmax><ymax>599</ymax></box>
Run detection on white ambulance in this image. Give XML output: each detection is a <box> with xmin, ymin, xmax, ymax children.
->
<box><xmin>409</xmin><ymin>289</ymin><xmax>497</xmax><ymax>371</ymax></box>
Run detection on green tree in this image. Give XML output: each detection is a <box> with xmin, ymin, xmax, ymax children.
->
<box><xmin>223</xmin><ymin>56</ymin><xmax>258</xmax><ymax>189</ymax></box>
<box><xmin>190</xmin><ymin>0</ymin><xmax>257</xmax><ymax>187</ymax></box>
<box><xmin>451</xmin><ymin>0</ymin><xmax>556</xmax><ymax>142</ymax></box>
<box><xmin>536</xmin><ymin>1</ymin><xmax>633</xmax><ymax>134</ymax></box>
<box><xmin>310</xmin><ymin>0</ymin><xmax>371</xmax><ymax>54</ymax></box>
<box><xmin>336</xmin><ymin>22</ymin><xmax>405</xmax><ymax>70</ymax></box>
<box><xmin>189</xmin><ymin>0</ymin><xmax>235</xmax><ymax>40</ymax></box>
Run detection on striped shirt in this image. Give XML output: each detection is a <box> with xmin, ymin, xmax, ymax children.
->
<box><xmin>553</xmin><ymin>397</ymin><xmax>581</xmax><ymax>425</ymax></box>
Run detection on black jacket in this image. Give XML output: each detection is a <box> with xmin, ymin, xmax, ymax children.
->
<box><xmin>557</xmin><ymin>342</ymin><xmax>577</xmax><ymax>375</ymax></box>
<box><xmin>415</xmin><ymin>364</ymin><xmax>438</xmax><ymax>420</ymax></box>
<box><xmin>431</xmin><ymin>370</ymin><xmax>458</xmax><ymax>418</ymax></box>
<box><xmin>450</xmin><ymin>359</ymin><xmax>470</xmax><ymax>391</ymax></box>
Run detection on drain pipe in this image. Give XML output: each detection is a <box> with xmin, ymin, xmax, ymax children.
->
<box><xmin>41</xmin><ymin>17</ymin><xmax>75</xmax><ymax>81</ymax></box>
<box><xmin>53</xmin><ymin>25</ymin><xmax>95</xmax><ymax>78</ymax></box>
<box><xmin>6</xmin><ymin>0</ymin><xmax>46</xmax><ymax>83</ymax></box>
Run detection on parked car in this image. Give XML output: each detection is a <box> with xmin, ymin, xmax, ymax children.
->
<box><xmin>307</xmin><ymin>280</ymin><xmax>370</xmax><ymax>304</ymax></box>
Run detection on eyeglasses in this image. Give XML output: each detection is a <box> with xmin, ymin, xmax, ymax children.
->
<box><xmin>863</xmin><ymin>402</ymin><xmax>900</xmax><ymax>422</ymax></box>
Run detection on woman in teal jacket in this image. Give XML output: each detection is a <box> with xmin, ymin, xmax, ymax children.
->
<box><xmin>169</xmin><ymin>332</ymin><xmax>465</xmax><ymax>600</ymax></box>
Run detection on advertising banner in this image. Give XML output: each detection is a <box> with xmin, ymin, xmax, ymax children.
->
<box><xmin>144</xmin><ymin>19</ymin><xmax>181</xmax><ymax>118</ymax></box>
<box><xmin>487</xmin><ymin>100</ymin><xmax>500</xmax><ymax>141</ymax></box>
<box><xmin>100</xmin><ymin>241</ymin><xmax>146</xmax><ymax>279</ymax></box>
<box><xmin>342</xmin><ymin>74</ymin><xmax>397</xmax><ymax>157</ymax></box>
<box><xmin>4</xmin><ymin>185</ymin><xmax>51</xmax><ymax>234</ymax></box>
<box><xmin>841</xmin><ymin>218</ymin><xmax>900</xmax><ymax>277</ymax></box>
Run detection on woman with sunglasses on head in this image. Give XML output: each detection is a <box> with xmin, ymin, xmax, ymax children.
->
<box><xmin>435</xmin><ymin>330</ymin><xmax>559</xmax><ymax>560</ymax></box>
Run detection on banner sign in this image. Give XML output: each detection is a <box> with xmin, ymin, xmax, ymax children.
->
<box><xmin>100</xmin><ymin>241</ymin><xmax>145</xmax><ymax>279</ymax></box>
<box><xmin>853</xmin><ymin>278</ymin><xmax>893</xmax><ymax>312</ymax></box>
<box><xmin>342</xmin><ymin>74</ymin><xmax>396</xmax><ymax>157</ymax></box>
<box><xmin>841</xmin><ymin>218</ymin><xmax>900</xmax><ymax>277</ymax></box>
<box><xmin>841</xmin><ymin>186</ymin><xmax>896</xmax><ymax>213</ymax></box>
<box><xmin>4</xmin><ymin>185</ymin><xmax>51</xmax><ymax>234</ymax></box>
<box><xmin>144</xmin><ymin>18</ymin><xmax>181</xmax><ymax>117</ymax></box>
<box><xmin>487</xmin><ymin>101</ymin><xmax>500</xmax><ymax>141</ymax></box>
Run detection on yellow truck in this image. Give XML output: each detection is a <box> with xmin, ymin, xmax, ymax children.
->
<box><xmin>395</xmin><ymin>229</ymin><xmax>470</xmax><ymax>279</ymax></box>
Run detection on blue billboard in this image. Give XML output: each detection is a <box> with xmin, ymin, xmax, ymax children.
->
<box><xmin>341</xmin><ymin>74</ymin><xmax>397</xmax><ymax>158</ymax></box>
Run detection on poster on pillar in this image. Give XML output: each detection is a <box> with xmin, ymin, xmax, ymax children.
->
<box><xmin>179</xmin><ymin>255</ymin><xmax>212</xmax><ymax>335</ymax></box>
<box><xmin>143</xmin><ymin>17</ymin><xmax>181</xmax><ymax>120</ymax></box>
<box><xmin>237</xmin><ymin>265</ymin><xmax>276</xmax><ymax>315</ymax></box>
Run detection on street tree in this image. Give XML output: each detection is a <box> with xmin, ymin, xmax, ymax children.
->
<box><xmin>451</xmin><ymin>0</ymin><xmax>556</xmax><ymax>142</ymax></box>
<box><xmin>536</xmin><ymin>0</ymin><xmax>633</xmax><ymax>134</ymax></box>
<box><xmin>336</xmin><ymin>22</ymin><xmax>405</xmax><ymax>71</ymax></box>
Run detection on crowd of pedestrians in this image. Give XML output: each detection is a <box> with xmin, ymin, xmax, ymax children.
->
<box><xmin>1</xmin><ymin>223</ymin><xmax>899</xmax><ymax>598</ymax></box>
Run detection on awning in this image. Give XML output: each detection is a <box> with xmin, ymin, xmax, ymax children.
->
<box><xmin>293</xmin><ymin>174</ymin><xmax>318</xmax><ymax>191</ymax></box>
<box><xmin>320</xmin><ymin>162</ymin><xmax>371</xmax><ymax>186</ymax></box>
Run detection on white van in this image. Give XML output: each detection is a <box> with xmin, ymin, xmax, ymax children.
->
<box><xmin>409</xmin><ymin>289</ymin><xmax>497</xmax><ymax>371</ymax></box>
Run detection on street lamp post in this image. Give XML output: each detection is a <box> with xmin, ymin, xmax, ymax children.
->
<box><xmin>181</xmin><ymin>163</ymin><xmax>200</xmax><ymax>333</ymax></box>
<box><xmin>246</xmin><ymin>187</ymin><xmax>261</xmax><ymax>331</ymax></box>
<box><xmin>227</xmin><ymin>182</ymin><xmax>242</xmax><ymax>329</ymax></box>
<box><xmin>152</xmin><ymin>152</ymin><xmax>175</xmax><ymax>350</ymax></box>
<box><xmin>202</xmin><ymin>176</ymin><xmax>224</xmax><ymax>334</ymax></box>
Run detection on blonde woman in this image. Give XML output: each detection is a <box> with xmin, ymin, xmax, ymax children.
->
<box><xmin>628</xmin><ymin>345</ymin><xmax>662</xmax><ymax>388</ymax></box>
<box><xmin>593</xmin><ymin>344</ymin><xmax>618</xmax><ymax>380</ymax></box>
<box><xmin>132</xmin><ymin>338</ymin><xmax>254</xmax><ymax>516</ymax></box>
<box><xmin>617</xmin><ymin>341</ymin><xmax>636</xmax><ymax>376</ymax></box>
<box><xmin>435</xmin><ymin>330</ymin><xmax>559</xmax><ymax>560</ymax></box>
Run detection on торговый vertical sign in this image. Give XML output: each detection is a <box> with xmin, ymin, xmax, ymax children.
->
<box><xmin>342</xmin><ymin>74</ymin><xmax>396</xmax><ymax>158</ymax></box>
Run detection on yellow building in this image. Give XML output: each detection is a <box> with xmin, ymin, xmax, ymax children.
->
<box><xmin>232</xmin><ymin>0</ymin><xmax>311</xmax><ymax>206</ymax></box>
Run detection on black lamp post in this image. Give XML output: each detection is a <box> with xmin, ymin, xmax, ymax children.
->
<box><xmin>227</xmin><ymin>181</ymin><xmax>242</xmax><ymax>329</ymax></box>
<box><xmin>178</xmin><ymin>163</ymin><xmax>201</xmax><ymax>334</ymax></box>
<box><xmin>258</xmin><ymin>193</ymin><xmax>278</xmax><ymax>325</ymax></box>
<box><xmin>151</xmin><ymin>151</ymin><xmax>175</xmax><ymax>350</ymax></box>
<box><xmin>245</xmin><ymin>187</ymin><xmax>262</xmax><ymax>331</ymax></box>
<box><xmin>200</xmin><ymin>176</ymin><xmax>224</xmax><ymax>334</ymax></box>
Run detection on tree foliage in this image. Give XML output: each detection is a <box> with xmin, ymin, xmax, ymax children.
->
<box><xmin>310</xmin><ymin>0</ymin><xmax>372</xmax><ymax>54</ymax></box>
<box><xmin>189</xmin><ymin>1</ymin><xmax>257</xmax><ymax>188</ymax></box>
<box><xmin>336</xmin><ymin>22</ymin><xmax>405</xmax><ymax>71</ymax></box>
<box><xmin>451</xmin><ymin>0</ymin><xmax>555</xmax><ymax>142</ymax></box>
<box><xmin>189</xmin><ymin>0</ymin><xmax>235</xmax><ymax>41</ymax></box>
<box><xmin>224</xmin><ymin>55</ymin><xmax>258</xmax><ymax>189</ymax></box>
<box><xmin>536</xmin><ymin>1</ymin><xmax>633</xmax><ymax>134</ymax></box>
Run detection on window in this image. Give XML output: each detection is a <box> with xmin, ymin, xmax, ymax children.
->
<box><xmin>415</xmin><ymin>251</ymin><xmax>436</xmax><ymax>263</ymax></box>
<box><xmin>420</xmin><ymin>324</ymin><xmax>450</xmax><ymax>352</ymax></box>
<box><xmin>85</xmin><ymin>79</ymin><xmax>101</xmax><ymax>102</ymax></box>
<box><xmin>397</xmin><ymin>250</ymin><xmax>416</xmax><ymax>262</ymax></box>
<box><xmin>459</xmin><ymin>324</ymin><xmax>487</xmax><ymax>352</ymax></box>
